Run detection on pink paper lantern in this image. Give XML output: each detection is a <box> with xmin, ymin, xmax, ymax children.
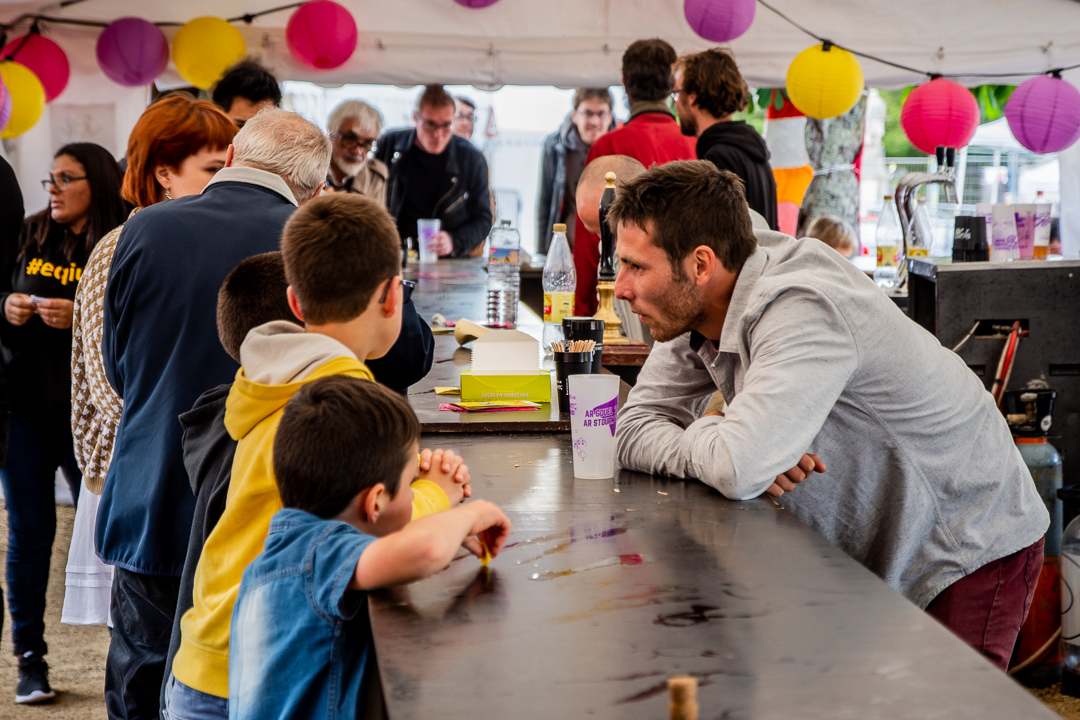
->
<box><xmin>454</xmin><ymin>0</ymin><xmax>501</xmax><ymax>7</ymax></box>
<box><xmin>0</xmin><ymin>78</ymin><xmax>10</xmax><ymax>134</ymax></box>
<box><xmin>96</xmin><ymin>18</ymin><xmax>169</xmax><ymax>87</ymax></box>
<box><xmin>1005</xmin><ymin>74</ymin><xmax>1080</xmax><ymax>154</ymax></box>
<box><xmin>0</xmin><ymin>33</ymin><xmax>69</xmax><ymax>102</ymax></box>
<box><xmin>900</xmin><ymin>78</ymin><xmax>980</xmax><ymax>155</ymax></box>
<box><xmin>684</xmin><ymin>0</ymin><xmax>756</xmax><ymax>43</ymax></box>
<box><xmin>287</xmin><ymin>1</ymin><xmax>358</xmax><ymax>70</ymax></box>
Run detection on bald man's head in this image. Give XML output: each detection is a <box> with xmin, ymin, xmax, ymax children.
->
<box><xmin>576</xmin><ymin>155</ymin><xmax>647</xmax><ymax>233</ymax></box>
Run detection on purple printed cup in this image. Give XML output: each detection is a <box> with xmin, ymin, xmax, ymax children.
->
<box><xmin>568</xmin><ymin>374</ymin><xmax>620</xmax><ymax>479</ymax></box>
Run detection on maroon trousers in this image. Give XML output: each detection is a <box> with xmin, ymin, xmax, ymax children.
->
<box><xmin>925</xmin><ymin>537</ymin><xmax>1045</xmax><ymax>672</ymax></box>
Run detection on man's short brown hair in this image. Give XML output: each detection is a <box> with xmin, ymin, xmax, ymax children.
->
<box><xmin>677</xmin><ymin>49</ymin><xmax>749</xmax><ymax>119</ymax></box>
<box><xmin>621</xmin><ymin>39</ymin><xmax>677</xmax><ymax>103</ymax></box>
<box><xmin>416</xmin><ymin>84</ymin><xmax>456</xmax><ymax>114</ymax></box>
<box><xmin>281</xmin><ymin>193</ymin><xmax>401</xmax><ymax>325</ymax></box>
<box><xmin>274</xmin><ymin>376</ymin><xmax>420</xmax><ymax>518</ymax></box>
<box><xmin>572</xmin><ymin>88</ymin><xmax>614</xmax><ymax>112</ymax></box>
<box><xmin>607</xmin><ymin>160</ymin><xmax>757</xmax><ymax>276</ymax></box>
<box><xmin>217</xmin><ymin>252</ymin><xmax>294</xmax><ymax>362</ymax></box>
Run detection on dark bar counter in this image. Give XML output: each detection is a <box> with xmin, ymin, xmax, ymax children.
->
<box><xmin>369</xmin><ymin>434</ymin><xmax>1056</xmax><ymax>719</ymax></box>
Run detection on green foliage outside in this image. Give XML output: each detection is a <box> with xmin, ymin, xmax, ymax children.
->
<box><xmin>732</xmin><ymin>86</ymin><xmax>1015</xmax><ymax>159</ymax></box>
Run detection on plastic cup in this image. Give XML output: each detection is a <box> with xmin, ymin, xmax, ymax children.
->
<box><xmin>562</xmin><ymin>317</ymin><xmax>604</xmax><ymax>374</ymax></box>
<box><xmin>417</xmin><ymin>218</ymin><xmax>441</xmax><ymax>262</ymax></box>
<box><xmin>568</xmin><ymin>374</ymin><xmax>619</xmax><ymax>479</ymax></box>
<box><xmin>554</xmin><ymin>350</ymin><xmax>594</xmax><ymax>413</ymax></box>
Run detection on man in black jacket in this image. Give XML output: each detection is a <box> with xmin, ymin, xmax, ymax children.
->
<box><xmin>536</xmin><ymin>88</ymin><xmax>614</xmax><ymax>254</ymax></box>
<box><xmin>375</xmin><ymin>85</ymin><xmax>493</xmax><ymax>258</ymax></box>
<box><xmin>674</xmin><ymin>49</ymin><xmax>778</xmax><ymax>230</ymax></box>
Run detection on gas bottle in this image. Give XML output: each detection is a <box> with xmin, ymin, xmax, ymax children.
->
<box><xmin>1003</xmin><ymin>388</ymin><xmax>1062</xmax><ymax>686</ymax></box>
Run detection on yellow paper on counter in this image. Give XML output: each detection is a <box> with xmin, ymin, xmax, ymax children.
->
<box><xmin>435</xmin><ymin>387</ymin><xmax>461</xmax><ymax>395</ymax></box>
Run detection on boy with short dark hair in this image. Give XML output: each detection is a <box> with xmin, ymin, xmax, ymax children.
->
<box><xmin>166</xmin><ymin>194</ymin><xmax>469</xmax><ymax>718</ymax></box>
<box><xmin>230</xmin><ymin>376</ymin><xmax>510</xmax><ymax>719</ymax></box>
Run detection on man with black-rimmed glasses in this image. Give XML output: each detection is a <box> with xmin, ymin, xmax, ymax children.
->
<box><xmin>375</xmin><ymin>85</ymin><xmax>493</xmax><ymax>258</ymax></box>
<box><xmin>325</xmin><ymin>100</ymin><xmax>389</xmax><ymax>205</ymax></box>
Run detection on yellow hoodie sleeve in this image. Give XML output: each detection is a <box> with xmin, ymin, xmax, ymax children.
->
<box><xmin>411</xmin><ymin>479</ymin><xmax>451</xmax><ymax>520</ymax></box>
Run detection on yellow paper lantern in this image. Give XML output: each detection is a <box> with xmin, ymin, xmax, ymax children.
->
<box><xmin>0</xmin><ymin>61</ymin><xmax>46</xmax><ymax>139</ymax></box>
<box><xmin>785</xmin><ymin>43</ymin><xmax>864</xmax><ymax>120</ymax></box>
<box><xmin>172</xmin><ymin>17</ymin><xmax>246</xmax><ymax>90</ymax></box>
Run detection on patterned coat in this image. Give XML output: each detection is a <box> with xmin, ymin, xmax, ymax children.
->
<box><xmin>71</xmin><ymin>210</ymin><xmax>136</xmax><ymax>494</ymax></box>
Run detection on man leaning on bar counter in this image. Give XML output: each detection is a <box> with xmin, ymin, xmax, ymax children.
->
<box><xmin>612</xmin><ymin>160</ymin><xmax>1049</xmax><ymax>672</ymax></box>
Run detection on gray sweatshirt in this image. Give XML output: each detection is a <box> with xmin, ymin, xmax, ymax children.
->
<box><xmin>616</xmin><ymin>230</ymin><xmax>1049</xmax><ymax>608</ymax></box>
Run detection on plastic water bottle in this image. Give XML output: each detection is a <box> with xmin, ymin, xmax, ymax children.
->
<box><xmin>873</xmin><ymin>195</ymin><xmax>901</xmax><ymax>289</ymax></box>
<box><xmin>542</xmin><ymin>223</ymin><xmax>576</xmax><ymax>353</ymax></box>
<box><xmin>486</xmin><ymin>220</ymin><xmax>520</xmax><ymax>328</ymax></box>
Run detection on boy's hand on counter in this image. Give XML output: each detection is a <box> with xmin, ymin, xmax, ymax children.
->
<box><xmin>418</xmin><ymin>448</ymin><xmax>472</xmax><ymax>504</ymax></box>
<box><xmin>765</xmin><ymin>453</ymin><xmax>825</xmax><ymax>498</ymax></box>
<box><xmin>459</xmin><ymin>500</ymin><xmax>512</xmax><ymax>560</ymax></box>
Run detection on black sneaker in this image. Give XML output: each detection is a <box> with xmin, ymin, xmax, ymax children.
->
<box><xmin>16</xmin><ymin>652</ymin><xmax>56</xmax><ymax>704</ymax></box>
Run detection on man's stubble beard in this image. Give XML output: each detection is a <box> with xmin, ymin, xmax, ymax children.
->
<box><xmin>645</xmin><ymin>276</ymin><xmax>707</xmax><ymax>343</ymax></box>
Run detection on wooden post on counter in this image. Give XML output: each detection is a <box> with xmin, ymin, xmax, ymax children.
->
<box><xmin>668</xmin><ymin>675</ymin><xmax>698</xmax><ymax>720</ymax></box>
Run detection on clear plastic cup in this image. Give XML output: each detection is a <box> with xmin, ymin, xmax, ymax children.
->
<box><xmin>417</xmin><ymin>218</ymin><xmax>441</xmax><ymax>262</ymax></box>
<box><xmin>568</xmin><ymin>374</ymin><xmax>620</xmax><ymax>479</ymax></box>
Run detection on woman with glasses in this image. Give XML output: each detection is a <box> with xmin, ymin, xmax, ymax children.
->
<box><xmin>325</xmin><ymin>100</ymin><xmax>388</xmax><ymax>204</ymax></box>
<box><xmin>65</xmin><ymin>96</ymin><xmax>236</xmax><ymax>642</ymax></box>
<box><xmin>0</xmin><ymin>142</ymin><xmax>128</xmax><ymax>703</ymax></box>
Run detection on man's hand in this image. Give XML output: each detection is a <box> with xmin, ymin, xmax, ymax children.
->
<box><xmin>4</xmin><ymin>293</ymin><xmax>35</xmax><ymax>326</ymax></box>
<box><xmin>418</xmin><ymin>448</ymin><xmax>472</xmax><ymax>504</ymax></box>
<box><xmin>429</xmin><ymin>230</ymin><xmax>454</xmax><ymax>257</ymax></box>
<box><xmin>764</xmin><ymin>453</ymin><xmax>825</xmax><ymax>498</ymax></box>
<box><xmin>35</xmin><ymin>297</ymin><xmax>74</xmax><ymax>329</ymax></box>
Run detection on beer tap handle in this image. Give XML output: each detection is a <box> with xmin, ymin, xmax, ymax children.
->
<box><xmin>597</xmin><ymin>172</ymin><xmax>617</xmax><ymax>283</ymax></box>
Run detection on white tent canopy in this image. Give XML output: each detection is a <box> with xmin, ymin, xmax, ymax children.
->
<box><xmin>2</xmin><ymin>0</ymin><xmax>1080</xmax><ymax>89</ymax></box>
<box><xmin>2</xmin><ymin>0</ymin><xmax>1080</xmax><ymax>255</ymax></box>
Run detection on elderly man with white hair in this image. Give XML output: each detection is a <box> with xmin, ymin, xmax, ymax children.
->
<box><xmin>324</xmin><ymin>99</ymin><xmax>389</xmax><ymax>204</ymax></box>
<box><xmin>95</xmin><ymin>109</ymin><xmax>331</xmax><ymax>720</ymax></box>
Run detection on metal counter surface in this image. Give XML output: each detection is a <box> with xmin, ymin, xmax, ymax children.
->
<box><xmin>370</xmin><ymin>433</ymin><xmax>1056</xmax><ymax>720</ymax></box>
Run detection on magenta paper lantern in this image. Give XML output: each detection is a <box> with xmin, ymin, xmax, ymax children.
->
<box><xmin>96</xmin><ymin>18</ymin><xmax>169</xmax><ymax>87</ymax></box>
<box><xmin>0</xmin><ymin>34</ymin><xmax>69</xmax><ymax>102</ymax></box>
<box><xmin>454</xmin><ymin>0</ymin><xmax>501</xmax><ymax>7</ymax></box>
<box><xmin>1005</xmin><ymin>74</ymin><xmax>1080</xmax><ymax>154</ymax></box>
<box><xmin>900</xmin><ymin>78</ymin><xmax>980</xmax><ymax>155</ymax></box>
<box><xmin>287</xmin><ymin>1</ymin><xmax>358</xmax><ymax>70</ymax></box>
<box><xmin>0</xmin><ymin>78</ymin><xmax>10</xmax><ymax>134</ymax></box>
<box><xmin>684</xmin><ymin>0</ymin><xmax>755</xmax><ymax>43</ymax></box>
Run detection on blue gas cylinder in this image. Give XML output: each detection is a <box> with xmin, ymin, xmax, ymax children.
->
<box><xmin>1018</xmin><ymin>437</ymin><xmax>1064</xmax><ymax>555</ymax></box>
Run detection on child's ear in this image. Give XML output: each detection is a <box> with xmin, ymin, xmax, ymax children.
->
<box><xmin>287</xmin><ymin>286</ymin><xmax>305</xmax><ymax>323</ymax></box>
<box><xmin>359</xmin><ymin>483</ymin><xmax>389</xmax><ymax>524</ymax></box>
<box><xmin>380</xmin><ymin>278</ymin><xmax>401</xmax><ymax>319</ymax></box>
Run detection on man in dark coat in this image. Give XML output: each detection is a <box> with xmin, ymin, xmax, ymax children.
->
<box><xmin>375</xmin><ymin>85</ymin><xmax>493</xmax><ymax>258</ymax></box>
<box><xmin>535</xmin><ymin>88</ymin><xmax>614</xmax><ymax>254</ymax></box>
<box><xmin>674</xmin><ymin>48</ymin><xmax>778</xmax><ymax>231</ymax></box>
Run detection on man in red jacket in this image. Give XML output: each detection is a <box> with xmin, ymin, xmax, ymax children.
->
<box><xmin>573</xmin><ymin>38</ymin><xmax>697</xmax><ymax>316</ymax></box>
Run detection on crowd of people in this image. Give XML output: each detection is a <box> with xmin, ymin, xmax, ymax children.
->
<box><xmin>0</xmin><ymin>35</ymin><xmax>1051</xmax><ymax>720</ymax></box>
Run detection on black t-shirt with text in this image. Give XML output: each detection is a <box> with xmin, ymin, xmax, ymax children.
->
<box><xmin>0</xmin><ymin>218</ymin><xmax>91</xmax><ymax>422</ymax></box>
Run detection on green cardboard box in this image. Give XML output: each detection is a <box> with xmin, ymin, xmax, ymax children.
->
<box><xmin>460</xmin><ymin>371</ymin><xmax>552</xmax><ymax>403</ymax></box>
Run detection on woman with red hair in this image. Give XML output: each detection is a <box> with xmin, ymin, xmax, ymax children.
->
<box><xmin>65</xmin><ymin>95</ymin><xmax>236</xmax><ymax>635</ymax></box>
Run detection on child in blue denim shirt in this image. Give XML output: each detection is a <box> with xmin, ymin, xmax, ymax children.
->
<box><xmin>228</xmin><ymin>376</ymin><xmax>510</xmax><ymax>720</ymax></box>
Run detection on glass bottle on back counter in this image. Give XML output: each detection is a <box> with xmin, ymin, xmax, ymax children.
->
<box><xmin>873</xmin><ymin>195</ymin><xmax>901</xmax><ymax>289</ymax></box>
<box><xmin>542</xmin><ymin>223</ymin><xmax>576</xmax><ymax>353</ymax></box>
<box><xmin>486</xmin><ymin>220</ymin><xmax>520</xmax><ymax>328</ymax></box>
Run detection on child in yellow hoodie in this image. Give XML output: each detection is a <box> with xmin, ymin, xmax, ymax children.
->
<box><xmin>166</xmin><ymin>193</ymin><xmax>468</xmax><ymax>718</ymax></box>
